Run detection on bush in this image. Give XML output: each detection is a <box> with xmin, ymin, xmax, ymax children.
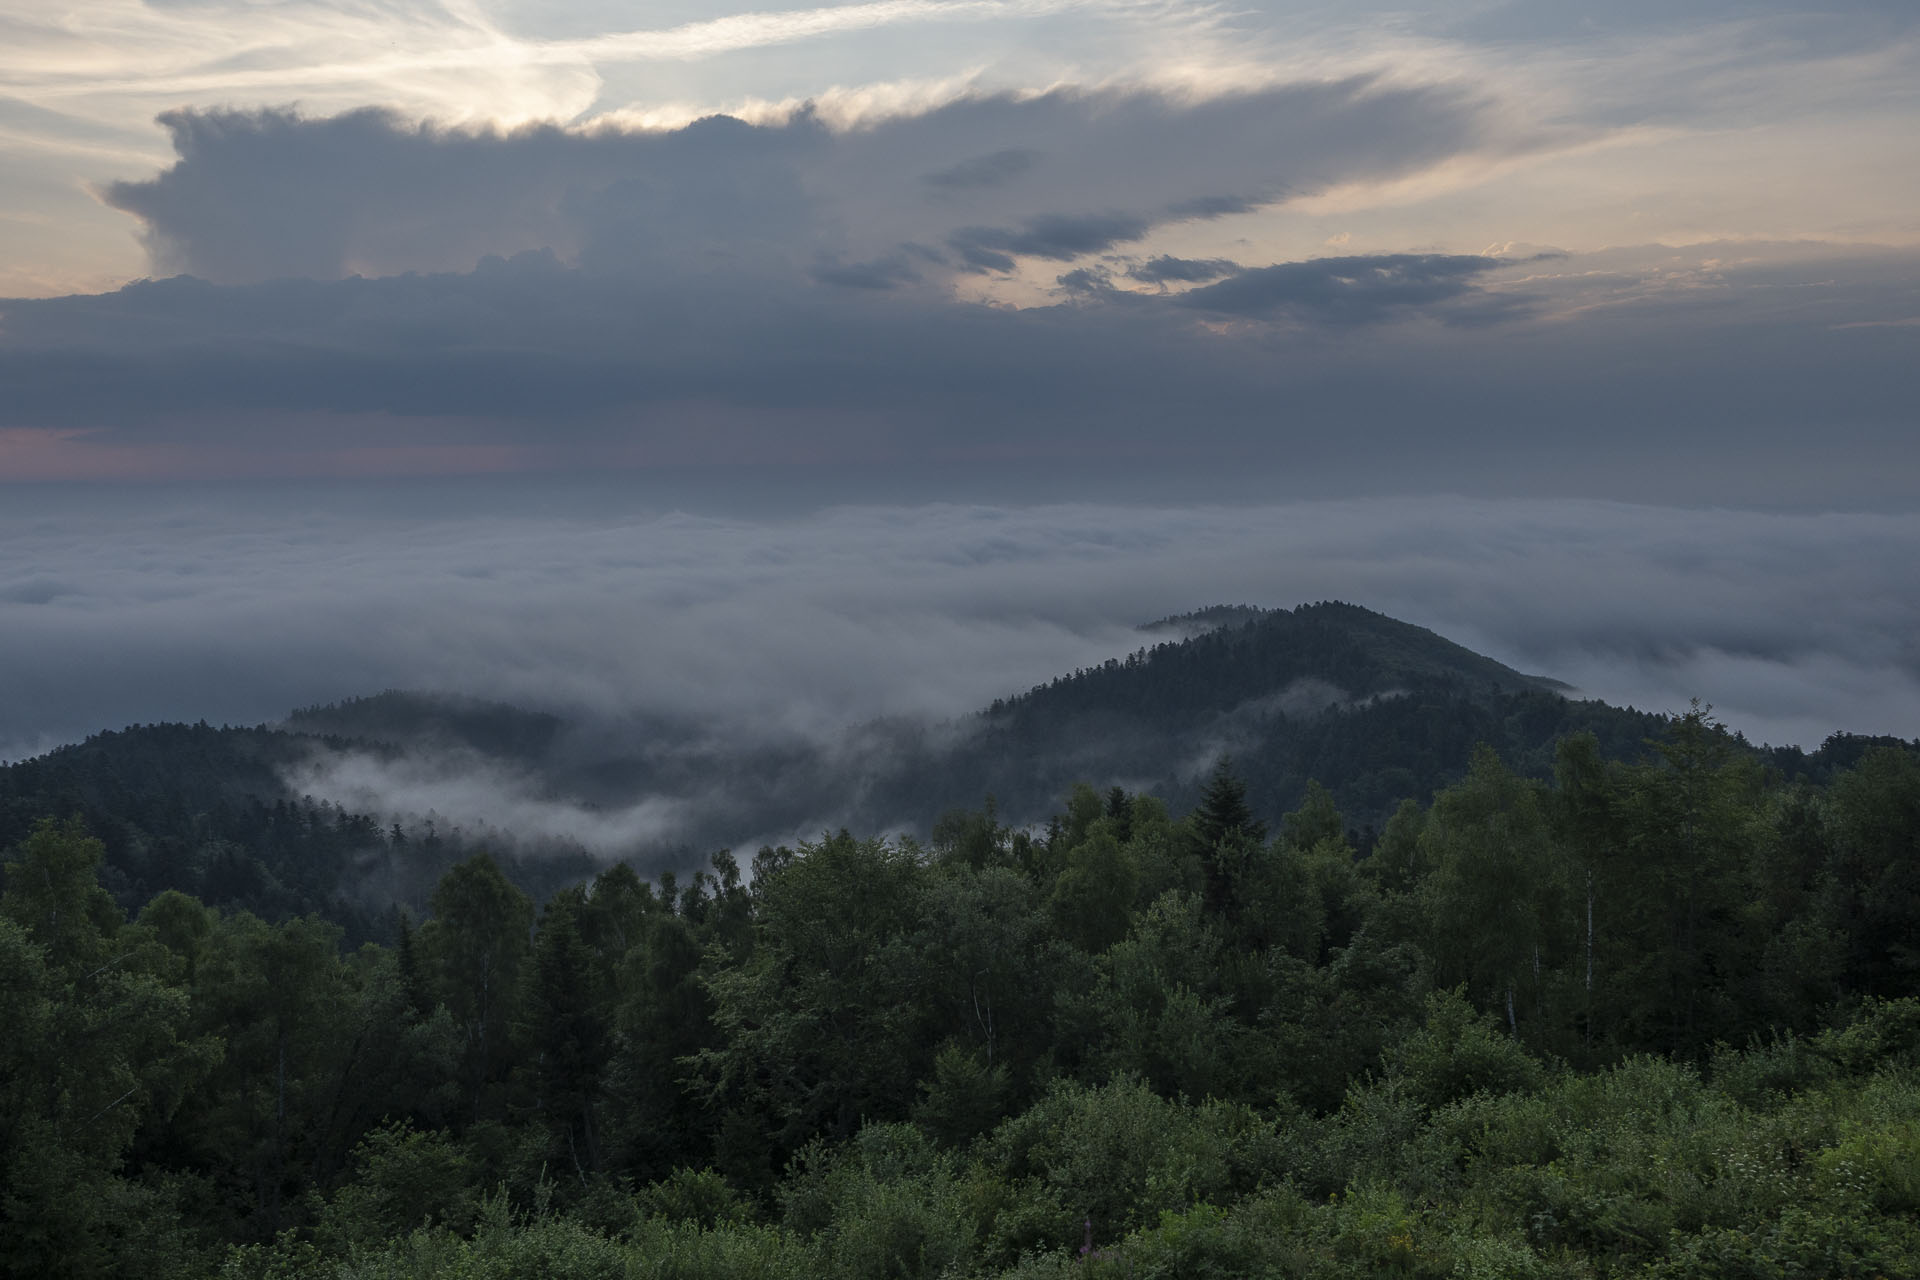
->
<box><xmin>636</xmin><ymin>1168</ymin><xmax>752</xmax><ymax>1231</ymax></box>
<box><xmin>1387</xmin><ymin>989</ymin><xmax>1546</xmax><ymax>1111</ymax></box>
<box><xmin>317</xmin><ymin>1123</ymin><xmax>479</xmax><ymax>1252</ymax></box>
<box><xmin>982</xmin><ymin>1077</ymin><xmax>1269</xmax><ymax>1256</ymax></box>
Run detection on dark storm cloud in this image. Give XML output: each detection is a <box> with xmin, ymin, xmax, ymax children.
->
<box><xmin>98</xmin><ymin>78</ymin><xmax>1487</xmax><ymax>284</ymax></box>
<box><xmin>2</xmin><ymin>253</ymin><xmax>1242</xmax><ymax>430</ymax></box>
<box><xmin>6</xmin><ymin>241</ymin><xmax>1917</xmax><ymax>504</ymax></box>
<box><xmin>811</xmin><ymin>254</ymin><xmax>921</xmax><ymax>289</ymax></box>
<box><xmin>923</xmin><ymin>148</ymin><xmax>1037</xmax><ymax>190</ymax></box>
<box><xmin>1166</xmin><ymin>194</ymin><xmax>1259</xmax><ymax>219</ymax></box>
<box><xmin>1178</xmin><ymin>253</ymin><xmax>1510</xmax><ymax>324</ymax></box>
<box><xmin>948</xmin><ymin>211</ymin><xmax>1154</xmax><ymax>270</ymax></box>
<box><xmin>1129</xmin><ymin>255</ymin><xmax>1239</xmax><ymax>285</ymax></box>
<box><xmin>1054</xmin><ymin>266</ymin><xmax>1117</xmax><ymax>295</ymax></box>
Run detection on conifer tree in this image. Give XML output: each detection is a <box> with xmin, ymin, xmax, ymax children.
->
<box><xmin>1192</xmin><ymin>758</ymin><xmax>1265</xmax><ymax>916</ymax></box>
<box><xmin>1193</xmin><ymin>758</ymin><xmax>1265</xmax><ymax>850</ymax></box>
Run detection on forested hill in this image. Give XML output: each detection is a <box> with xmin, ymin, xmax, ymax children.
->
<box><xmin>1022</xmin><ymin>601</ymin><xmax>1571</xmax><ymax>712</ymax></box>
<box><xmin>0</xmin><ymin>721</ymin><xmax>598</xmax><ymax>942</ymax></box>
<box><xmin>0</xmin><ymin>601</ymin><xmax>1905</xmax><ymax>934</ymax></box>
<box><xmin>907</xmin><ymin>601</ymin><xmax>1640</xmax><ymax>831</ymax></box>
<box><xmin>284</xmin><ymin>601</ymin><xmax>1662</xmax><ymax>849</ymax></box>
<box><xmin>281</xmin><ymin>690</ymin><xmax>567</xmax><ymax>762</ymax></box>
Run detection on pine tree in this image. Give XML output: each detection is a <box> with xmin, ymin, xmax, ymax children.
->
<box><xmin>1192</xmin><ymin>758</ymin><xmax>1265</xmax><ymax>916</ymax></box>
<box><xmin>1193</xmin><ymin>758</ymin><xmax>1265</xmax><ymax>849</ymax></box>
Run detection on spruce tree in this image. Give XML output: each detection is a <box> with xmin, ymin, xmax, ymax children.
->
<box><xmin>1193</xmin><ymin>758</ymin><xmax>1265</xmax><ymax>849</ymax></box>
<box><xmin>1193</xmin><ymin>758</ymin><xmax>1264</xmax><ymax>917</ymax></box>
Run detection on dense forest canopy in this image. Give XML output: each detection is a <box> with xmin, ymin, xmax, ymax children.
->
<box><xmin>4</xmin><ymin>700</ymin><xmax>1919</xmax><ymax>1278</ymax></box>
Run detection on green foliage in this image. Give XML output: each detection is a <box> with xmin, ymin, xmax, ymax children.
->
<box><xmin>913</xmin><ymin>1042</ymin><xmax>1010</xmax><ymax>1149</ymax></box>
<box><xmin>420</xmin><ymin>854</ymin><xmax>533</xmax><ymax>1124</ymax></box>
<box><xmin>1281</xmin><ymin>778</ymin><xmax>1345</xmax><ymax>852</ymax></box>
<box><xmin>177</xmin><ymin>909</ymin><xmax>357</xmax><ymax>1238</ymax></box>
<box><xmin>1825</xmin><ymin>745</ymin><xmax>1920</xmax><ymax>996</ymax></box>
<box><xmin>1047</xmin><ymin>828</ymin><xmax>1137</xmax><ymax>953</ymax></box>
<box><xmin>1418</xmin><ymin>748</ymin><xmax>1568</xmax><ymax>1042</ymax></box>
<box><xmin>916</xmin><ymin>863</ymin><xmax>1070</xmax><ymax>1084</ymax></box>
<box><xmin>1192</xmin><ymin>758</ymin><xmax>1265</xmax><ymax>851</ymax></box>
<box><xmin>0</xmin><ymin>822</ymin><xmax>223</xmax><ymax>1280</ymax></box>
<box><xmin>1387</xmin><ymin>988</ymin><xmax>1547</xmax><ymax>1111</ymax></box>
<box><xmin>317</xmin><ymin>1122</ymin><xmax>479</xmax><ymax>1250</ymax></box>
<box><xmin>636</xmin><ymin>1167</ymin><xmax>752</xmax><ymax>1230</ymax></box>
<box><xmin>3</xmin><ymin>815</ymin><xmax>123</xmax><ymax>969</ymax></box>
<box><xmin>1644</xmin><ymin>1204</ymin><xmax>1920</xmax><ymax>1280</ymax></box>
<box><xmin>0</xmin><ymin>724</ymin><xmax>601</xmax><ymax>941</ymax></box>
<box><xmin>981</xmin><ymin>1076</ymin><xmax>1279</xmax><ymax>1257</ymax></box>
<box><xmin>693</xmin><ymin>832</ymin><xmax>932</xmax><ymax>1157</ymax></box>
<box><xmin>529</xmin><ymin>891</ymin><xmax>613</xmax><ymax>1179</ymax></box>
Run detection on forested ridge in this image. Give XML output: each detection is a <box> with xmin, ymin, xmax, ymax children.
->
<box><xmin>0</xmin><ymin>722</ymin><xmax>600</xmax><ymax>944</ymax></box>
<box><xmin>5</xmin><ymin>705</ymin><xmax>1920</xmax><ymax>1279</ymax></box>
<box><xmin>4</xmin><ymin>602</ymin><xmax>1891</xmax><ymax>939</ymax></box>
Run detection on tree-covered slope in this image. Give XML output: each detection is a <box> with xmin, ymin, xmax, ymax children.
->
<box><xmin>873</xmin><ymin>602</ymin><xmax>1661</xmax><ymax>834</ymax></box>
<box><xmin>0</xmin><ymin>720</ymin><xmax>596</xmax><ymax>939</ymax></box>
<box><xmin>282</xmin><ymin>690</ymin><xmax>566</xmax><ymax>762</ymax></box>
<box><xmin>3</xmin><ymin>601</ymin><xmax>1906</xmax><ymax>930</ymax></box>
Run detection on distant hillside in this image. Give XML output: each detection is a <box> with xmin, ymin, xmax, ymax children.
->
<box><xmin>866</xmin><ymin>601</ymin><xmax>1659</xmax><ymax>834</ymax></box>
<box><xmin>283</xmin><ymin>690</ymin><xmax>566</xmax><ymax>761</ymax></box>
<box><xmin>0</xmin><ymin>721</ymin><xmax>596</xmax><ymax>942</ymax></box>
<box><xmin>1137</xmin><ymin>603</ymin><xmax>1273</xmax><ymax>637</ymax></box>
<box><xmin>6</xmin><ymin>600</ymin><xmax>1905</xmax><ymax>929</ymax></box>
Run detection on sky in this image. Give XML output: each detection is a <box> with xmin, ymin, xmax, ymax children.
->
<box><xmin>2</xmin><ymin>0</ymin><xmax>1918</xmax><ymax>773</ymax></box>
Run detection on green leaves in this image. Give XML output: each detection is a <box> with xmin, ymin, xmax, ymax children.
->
<box><xmin>421</xmin><ymin>855</ymin><xmax>533</xmax><ymax>1101</ymax></box>
<box><xmin>0</xmin><ymin>821</ymin><xmax>219</xmax><ymax>1279</ymax></box>
<box><xmin>693</xmin><ymin>833</ymin><xmax>932</xmax><ymax>1154</ymax></box>
<box><xmin>5</xmin><ymin>719</ymin><xmax>1920</xmax><ymax>1278</ymax></box>
<box><xmin>2</xmin><ymin>816</ymin><xmax>121</xmax><ymax>973</ymax></box>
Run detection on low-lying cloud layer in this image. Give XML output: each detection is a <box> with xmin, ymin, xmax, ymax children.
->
<box><xmin>278</xmin><ymin>747</ymin><xmax>689</xmax><ymax>858</ymax></box>
<box><xmin>2</xmin><ymin>485</ymin><xmax>1915</xmax><ymax>767</ymax></box>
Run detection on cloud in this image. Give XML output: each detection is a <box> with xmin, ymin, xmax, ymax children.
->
<box><xmin>924</xmin><ymin>147</ymin><xmax>1037</xmax><ymax>190</ymax></box>
<box><xmin>2</xmin><ymin>488</ymin><xmax>1918</xmax><ymax>771</ymax></box>
<box><xmin>96</xmin><ymin>79</ymin><xmax>1489</xmax><ymax>284</ymax></box>
<box><xmin>7</xmin><ymin>0</ymin><xmax>1917</xmax><ymax>306</ymax></box>
<box><xmin>1129</xmin><ymin>255</ymin><xmax>1239</xmax><ymax>285</ymax></box>
<box><xmin>1177</xmin><ymin>253</ymin><xmax>1512</xmax><ymax>324</ymax></box>
<box><xmin>4</xmin><ymin>240</ymin><xmax>1917</xmax><ymax>505</ymax></box>
<box><xmin>0</xmin><ymin>0</ymin><xmax>1121</xmax><ymax>136</ymax></box>
<box><xmin>811</xmin><ymin>253</ymin><xmax>923</xmax><ymax>289</ymax></box>
<box><xmin>1054</xmin><ymin>265</ymin><xmax>1117</xmax><ymax>295</ymax></box>
<box><xmin>1165</xmin><ymin>194</ymin><xmax>1260</xmax><ymax>219</ymax></box>
<box><xmin>281</xmin><ymin>747</ymin><xmax>689</xmax><ymax>859</ymax></box>
<box><xmin>949</xmin><ymin>211</ymin><xmax>1154</xmax><ymax>270</ymax></box>
<box><xmin>0</xmin><ymin>81</ymin><xmax>1905</xmax><ymax>503</ymax></box>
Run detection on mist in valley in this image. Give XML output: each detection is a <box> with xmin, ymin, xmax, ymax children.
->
<box><xmin>8</xmin><ymin>483</ymin><xmax>1912</xmax><ymax>863</ymax></box>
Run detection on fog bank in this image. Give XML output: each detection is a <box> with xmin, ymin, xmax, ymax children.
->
<box><xmin>3</xmin><ymin>486</ymin><xmax>1916</xmax><ymax>764</ymax></box>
